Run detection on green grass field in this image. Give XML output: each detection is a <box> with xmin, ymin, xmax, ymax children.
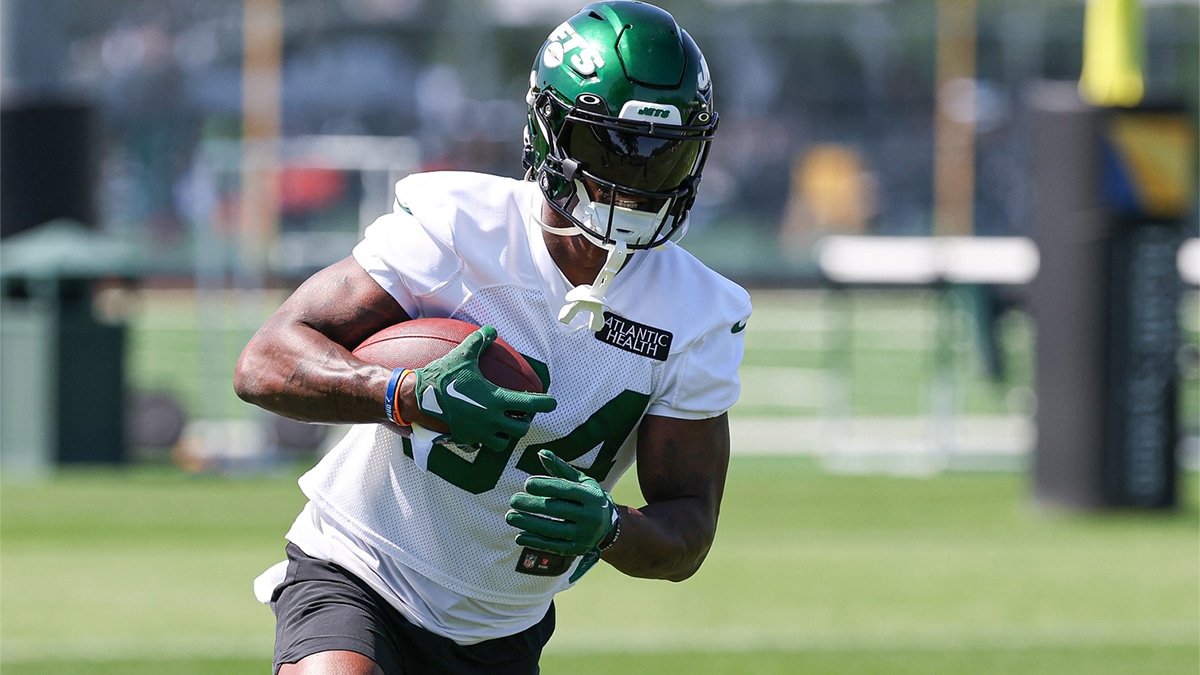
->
<box><xmin>5</xmin><ymin>286</ymin><xmax>1196</xmax><ymax>672</ymax></box>
<box><xmin>2</xmin><ymin>459</ymin><xmax>1196</xmax><ymax>674</ymax></box>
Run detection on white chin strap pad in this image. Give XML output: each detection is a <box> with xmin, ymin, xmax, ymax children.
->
<box><xmin>571</xmin><ymin>181</ymin><xmax>669</xmax><ymax>248</ymax></box>
<box><xmin>558</xmin><ymin>240</ymin><xmax>629</xmax><ymax>332</ymax></box>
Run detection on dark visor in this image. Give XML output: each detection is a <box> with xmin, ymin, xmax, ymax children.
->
<box><xmin>562</xmin><ymin>117</ymin><xmax>706</xmax><ymax>194</ymax></box>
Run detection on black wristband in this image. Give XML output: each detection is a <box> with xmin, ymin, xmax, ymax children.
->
<box><xmin>598</xmin><ymin>508</ymin><xmax>621</xmax><ymax>551</ymax></box>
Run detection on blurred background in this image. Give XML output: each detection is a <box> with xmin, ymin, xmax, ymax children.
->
<box><xmin>1</xmin><ymin>1</ymin><xmax>1197</xmax><ymax>673</ymax></box>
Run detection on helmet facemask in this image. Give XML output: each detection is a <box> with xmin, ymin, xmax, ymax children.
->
<box><xmin>530</xmin><ymin>91</ymin><xmax>716</xmax><ymax>251</ymax></box>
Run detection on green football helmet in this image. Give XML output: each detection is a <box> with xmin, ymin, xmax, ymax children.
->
<box><xmin>523</xmin><ymin>1</ymin><xmax>718</xmax><ymax>251</ymax></box>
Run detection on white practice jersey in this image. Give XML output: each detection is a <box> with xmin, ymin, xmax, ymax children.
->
<box><xmin>269</xmin><ymin>171</ymin><xmax>751</xmax><ymax>644</ymax></box>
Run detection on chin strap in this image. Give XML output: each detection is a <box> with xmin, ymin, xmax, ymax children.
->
<box><xmin>558</xmin><ymin>240</ymin><xmax>628</xmax><ymax>332</ymax></box>
<box><xmin>535</xmin><ymin>212</ymin><xmax>583</xmax><ymax>238</ymax></box>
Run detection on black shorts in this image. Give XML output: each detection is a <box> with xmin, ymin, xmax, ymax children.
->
<box><xmin>270</xmin><ymin>543</ymin><xmax>555</xmax><ymax>675</ymax></box>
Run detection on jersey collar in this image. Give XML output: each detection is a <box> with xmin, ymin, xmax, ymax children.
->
<box><xmin>525</xmin><ymin>188</ymin><xmax>646</xmax><ymax>331</ymax></box>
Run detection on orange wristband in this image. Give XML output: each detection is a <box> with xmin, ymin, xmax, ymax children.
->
<box><xmin>386</xmin><ymin>368</ymin><xmax>415</xmax><ymax>427</ymax></box>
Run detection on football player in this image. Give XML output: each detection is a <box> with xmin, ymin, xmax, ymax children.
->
<box><xmin>235</xmin><ymin>2</ymin><xmax>751</xmax><ymax>673</ymax></box>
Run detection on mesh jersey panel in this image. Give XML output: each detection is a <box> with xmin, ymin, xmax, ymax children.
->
<box><xmin>299</xmin><ymin>284</ymin><xmax>658</xmax><ymax>605</ymax></box>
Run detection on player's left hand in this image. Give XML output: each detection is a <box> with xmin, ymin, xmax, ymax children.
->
<box><xmin>507</xmin><ymin>450</ymin><xmax>618</xmax><ymax>579</ymax></box>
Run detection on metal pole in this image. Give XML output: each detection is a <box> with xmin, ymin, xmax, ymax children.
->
<box><xmin>933</xmin><ymin>0</ymin><xmax>977</xmax><ymax>237</ymax></box>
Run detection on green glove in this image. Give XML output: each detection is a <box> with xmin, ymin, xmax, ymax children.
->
<box><xmin>414</xmin><ymin>325</ymin><xmax>557</xmax><ymax>454</ymax></box>
<box><xmin>507</xmin><ymin>450</ymin><xmax>619</xmax><ymax>582</ymax></box>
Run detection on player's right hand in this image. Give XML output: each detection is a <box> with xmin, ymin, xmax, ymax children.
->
<box><xmin>413</xmin><ymin>325</ymin><xmax>557</xmax><ymax>453</ymax></box>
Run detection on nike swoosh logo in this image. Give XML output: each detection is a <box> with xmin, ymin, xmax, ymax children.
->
<box><xmin>446</xmin><ymin>380</ymin><xmax>488</xmax><ymax>409</ymax></box>
<box><xmin>731</xmin><ymin>320</ymin><xmax>747</xmax><ymax>334</ymax></box>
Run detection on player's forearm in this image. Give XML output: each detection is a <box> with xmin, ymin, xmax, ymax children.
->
<box><xmin>234</xmin><ymin>256</ymin><xmax>418</xmax><ymax>426</ymax></box>
<box><xmin>600</xmin><ymin>499</ymin><xmax>718</xmax><ymax>582</ymax></box>
<box><xmin>234</xmin><ymin>322</ymin><xmax>393</xmax><ymax>425</ymax></box>
<box><xmin>603</xmin><ymin>414</ymin><xmax>728</xmax><ymax>581</ymax></box>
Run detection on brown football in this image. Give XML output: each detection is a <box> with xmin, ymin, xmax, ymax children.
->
<box><xmin>352</xmin><ymin>318</ymin><xmax>544</xmax><ymax>393</ymax></box>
